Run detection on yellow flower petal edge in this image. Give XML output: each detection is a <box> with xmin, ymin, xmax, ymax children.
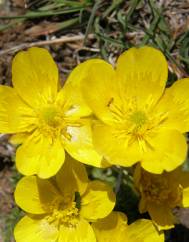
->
<box><xmin>154</xmin><ymin>78</ymin><xmax>189</xmax><ymax>133</ymax></box>
<box><xmin>141</xmin><ymin>130</ymin><xmax>187</xmax><ymax>174</ymax></box>
<box><xmin>116</xmin><ymin>46</ymin><xmax>168</xmax><ymax>108</ymax></box>
<box><xmin>12</xmin><ymin>47</ymin><xmax>59</xmax><ymax>107</ymax></box>
<box><xmin>126</xmin><ymin>218</ymin><xmax>164</xmax><ymax>242</ymax></box>
<box><xmin>14</xmin><ymin>157</ymin><xmax>116</xmax><ymax>242</ymax></box>
<box><xmin>80</xmin><ymin>180</ymin><xmax>116</xmax><ymax>220</ymax></box>
<box><xmin>56</xmin><ymin>154</ymin><xmax>89</xmax><ymax>196</ymax></box>
<box><xmin>81</xmin><ymin>45</ymin><xmax>189</xmax><ymax>173</ymax></box>
<box><xmin>0</xmin><ymin>85</ymin><xmax>36</xmax><ymax>133</ymax></box>
<box><xmin>64</xmin><ymin>119</ymin><xmax>110</xmax><ymax>168</ymax></box>
<box><xmin>182</xmin><ymin>187</ymin><xmax>189</xmax><ymax>207</ymax></box>
<box><xmin>92</xmin><ymin>211</ymin><xmax>128</xmax><ymax>242</ymax></box>
<box><xmin>14</xmin><ymin>215</ymin><xmax>59</xmax><ymax>242</ymax></box>
<box><xmin>58</xmin><ymin>218</ymin><xmax>96</xmax><ymax>242</ymax></box>
<box><xmin>15</xmin><ymin>131</ymin><xmax>65</xmax><ymax>179</ymax></box>
<box><xmin>14</xmin><ymin>175</ymin><xmax>59</xmax><ymax>214</ymax></box>
<box><xmin>92</xmin><ymin>211</ymin><xmax>164</xmax><ymax>242</ymax></box>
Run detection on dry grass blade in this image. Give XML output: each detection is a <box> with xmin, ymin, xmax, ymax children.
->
<box><xmin>0</xmin><ymin>34</ymin><xmax>95</xmax><ymax>56</ymax></box>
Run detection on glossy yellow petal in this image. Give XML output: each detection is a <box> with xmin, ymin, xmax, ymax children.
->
<box><xmin>81</xmin><ymin>59</ymin><xmax>119</xmax><ymax>124</ymax></box>
<box><xmin>92</xmin><ymin>211</ymin><xmax>128</xmax><ymax>242</ymax></box>
<box><xmin>0</xmin><ymin>85</ymin><xmax>36</xmax><ymax>133</ymax></box>
<box><xmin>14</xmin><ymin>215</ymin><xmax>58</xmax><ymax>242</ymax></box>
<box><xmin>16</xmin><ymin>130</ymin><xmax>65</xmax><ymax>178</ymax></box>
<box><xmin>10</xmin><ymin>132</ymin><xmax>31</xmax><ymax>145</ymax></box>
<box><xmin>65</xmin><ymin>120</ymin><xmax>109</xmax><ymax>168</ymax></box>
<box><xmin>155</xmin><ymin>78</ymin><xmax>189</xmax><ymax>133</ymax></box>
<box><xmin>133</xmin><ymin>164</ymin><xmax>142</xmax><ymax>188</ymax></box>
<box><xmin>67</xmin><ymin>59</ymin><xmax>103</xmax><ymax>86</ymax></box>
<box><xmin>133</xmin><ymin>168</ymin><xmax>147</xmax><ymax>213</ymax></box>
<box><xmin>126</xmin><ymin>219</ymin><xmax>164</xmax><ymax>242</ymax></box>
<box><xmin>12</xmin><ymin>47</ymin><xmax>58</xmax><ymax>107</ymax></box>
<box><xmin>56</xmin><ymin>83</ymin><xmax>91</xmax><ymax>118</ymax></box>
<box><xmin>80</xmin><ymin>181</ymin><xmax>115</xmax><ymax>221</ymax></box>
<box><xmin>56</xmin><ymin>60</ymin><xmax>98</xmax><ymax>117</ymax></box>
<box><xmin>58</xmin><ymin>219</ymin><xmax>96</xmax><ymax>242</ymax></box>
<box><xmin>141</xmin><ymin>129</ymin><xmax>187</xmax><ymax>173</ymax></box>
<box><xmin>182</xmin><ymin>187</ymin><xmax>189</xmax><ymax>207</ymax></box>
<box><xmin>15</xmin><ymin>176</ymin><xmax>59</xmax><ymax>214</ymax></box>
<box><xmin>92</xmin><ymin>121</ymin><xmax>142</xmax><ymax>166</ymax></box>
<box><xmin>170</xmin><ymin>167</ymin><xmax>189</xmax><ymax>188</ymax></box>
<box><xmin>56</xmin><ymin>155</ymin><xmax>88</xmax><ymax>197</ymax></box>
<box><xmin>155</xmin><ymin>223</ymin><xmax>174</xmax><ymax>231</ymax></box>
<box><xmin>147</xmin><ymin>203</ymin><xmax>175</xmax><ymax>227</ymax></box>
<box><xmin>139</xmin><ymin>196</ymin><xmax>147</xmax><ymax>213</ymax></box>
<box><xmin>116</xmin><ymin>46</ymin><xmax>168</xmax><ymax>109</ymax></box>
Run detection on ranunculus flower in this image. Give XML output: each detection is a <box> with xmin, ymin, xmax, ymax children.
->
<box><xmin>81</xmin><ymin>46</ymin><xmax>189</xmax><ymax>173</ymax></box>
<box><xmin>14</xmin><ymin>156</ymin><xmax>115</xmax><ymax>242</ymax></box>
<box><xmin>0</xmin><ymin>47</ymin><xmax>108</xmax><ymax>178</ymax></box>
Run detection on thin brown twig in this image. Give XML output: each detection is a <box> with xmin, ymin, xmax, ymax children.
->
<box><xmin>0</xmin><ymin>34</ymin><xmax>95</xmax><ymax>56</ymax></box>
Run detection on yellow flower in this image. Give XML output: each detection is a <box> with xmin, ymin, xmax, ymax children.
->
<box><xmin>81</xmin><ymin>46</ymin><xmax>189</xmax><ymax>173</ymax></box>
<box><xmin>14</xmin><ymin>156</ymin><xmax>115</xmax><ymax>242</ymax></box>
<box><xmin>92</xmin><ymin>211</ymin><xmax>164</xmax><ymax>242</ymax></box>
<box><xmin>0</xmin><ymin>47</ymin><xmax>108</xmax><ymax>178</ymax></box>
<box><xmin>134</xmin><ymin>164</ymin><xmax>189</xmax><ymax>229</ymax></box>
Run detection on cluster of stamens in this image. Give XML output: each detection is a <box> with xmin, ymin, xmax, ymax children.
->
<box><xmin>107</xmin><ymin>97</ymin><xmax>169</xmax><ymax>151</ymax></box>
<box><xmin>140</xmin><ymin>172</ymin><xmax>182</xmax><ymax>205</ymax></box>
<box><xmin>36</xmin><ymin>104</ymin><xmax>82</xmax><ymax>142</ymax></box>
<box><xmin>46</xmin><ymin>196</ymin><xmax>80</xmax><ymax>229</ymax></box>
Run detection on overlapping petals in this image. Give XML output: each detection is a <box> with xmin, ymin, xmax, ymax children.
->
<box><xmin>92</xmin><ymin>211</ymin><xmax>164</xmax><ymax>242</ymax></box>
<box><xmin>81</xmin><ymin>46</ymin><xmax>189</xmax><ymax>173</ymax></box>
<box><xmin>14</xmin><ymin>156</ymin><xmax>115</xmax><ymax>242</ymax></box>
<box><xmin>0</xmin><ymin>47</ymin><xmax>107</xmax><ymax>178</ymax></box>
<box><xmin>134</xmin><ymin>165</ymin><xmax>189</xmax><ymax>228</ymax></box>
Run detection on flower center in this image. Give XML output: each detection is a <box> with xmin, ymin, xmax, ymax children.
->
<box><xmin>46</xmin><ymin>194</ymin><xmax>80</xmax><ymax>228</ymax></box>
<box><xmin>41</xmin><ymin>105</ymin><xmax>62</xmax><ymax>128</ymax></box>
<box><xmin>36</xmin><ymin>105</ymin><xmax>66</xmax><ymax>140</ymax></box>
<box><xmin>142</xmin><ymin>173</ymin><xmax>169</xmax><ymax>203</ymax></box>
<box><xmin>107</xmin><ymin>97</ymin><xmax>169</xmax><ymax>153</ymax></box>
<box><xmin>130</xmin><ymin>111</ymin><xmax>147</xmax><ymax>127</ymax></box>
<box><xmin>140</xmin><ymin>172</ymin><xmax>182</xmax><ymax>205</ymax></box>
<box><xmin>36</xmin><ymin>104</ymin><xmax>83</xmax><ymax>142</ymax></box>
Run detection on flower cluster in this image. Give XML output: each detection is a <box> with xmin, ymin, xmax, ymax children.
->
<box><xmin>0</xmin><ymin>46</ymin><xmax>189</xmax><ymax>241</ymax></box>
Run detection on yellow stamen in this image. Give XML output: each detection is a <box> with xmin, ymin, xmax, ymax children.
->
<box><xmin>42</xmin><ymin>105</ymin><xmax>62</xmax><ymax>127</ymax></box>
<box><xmin>36</xmin><ymin>104</ymin><xmax>82</xmax><ymax>142</ymax></box>
<box><xmin>46</xmin><ymin>197</ymin><xmax>79</xmax><ymax>229</ymax></box>
<box><xmin>140</xmin><ymin>172</ymin><xmax>182</xmax><ymax>206</ymax></box>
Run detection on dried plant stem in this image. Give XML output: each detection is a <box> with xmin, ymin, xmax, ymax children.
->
<box><xmin>0</xmin><ymin>34</ymin><xmax>95</xmax><ymax>56</ymax></box>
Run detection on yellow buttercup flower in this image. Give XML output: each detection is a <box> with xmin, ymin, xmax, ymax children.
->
<box><xmin>92</xmin><ymin>211</ymin><xmax>164</xmax><ymax>242</ymax></box>
<box><xmin>0</xmin><ymin>47</ymin><xmax>108</xmax><ymax>178</ymax></box>
<box><xmin>81</xmin><ymin>46</ymin><xmax>189</xmax><ymax>173</ymax></box>
<box><xmin>14</xmin><ymin>156</ymin><xmax>115</xmax><ymax>242</ymax></box>
<box><xmin>134</xmin><ymin>164</ymin><xmax>189</xmax><ymax>229</ymax></box>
